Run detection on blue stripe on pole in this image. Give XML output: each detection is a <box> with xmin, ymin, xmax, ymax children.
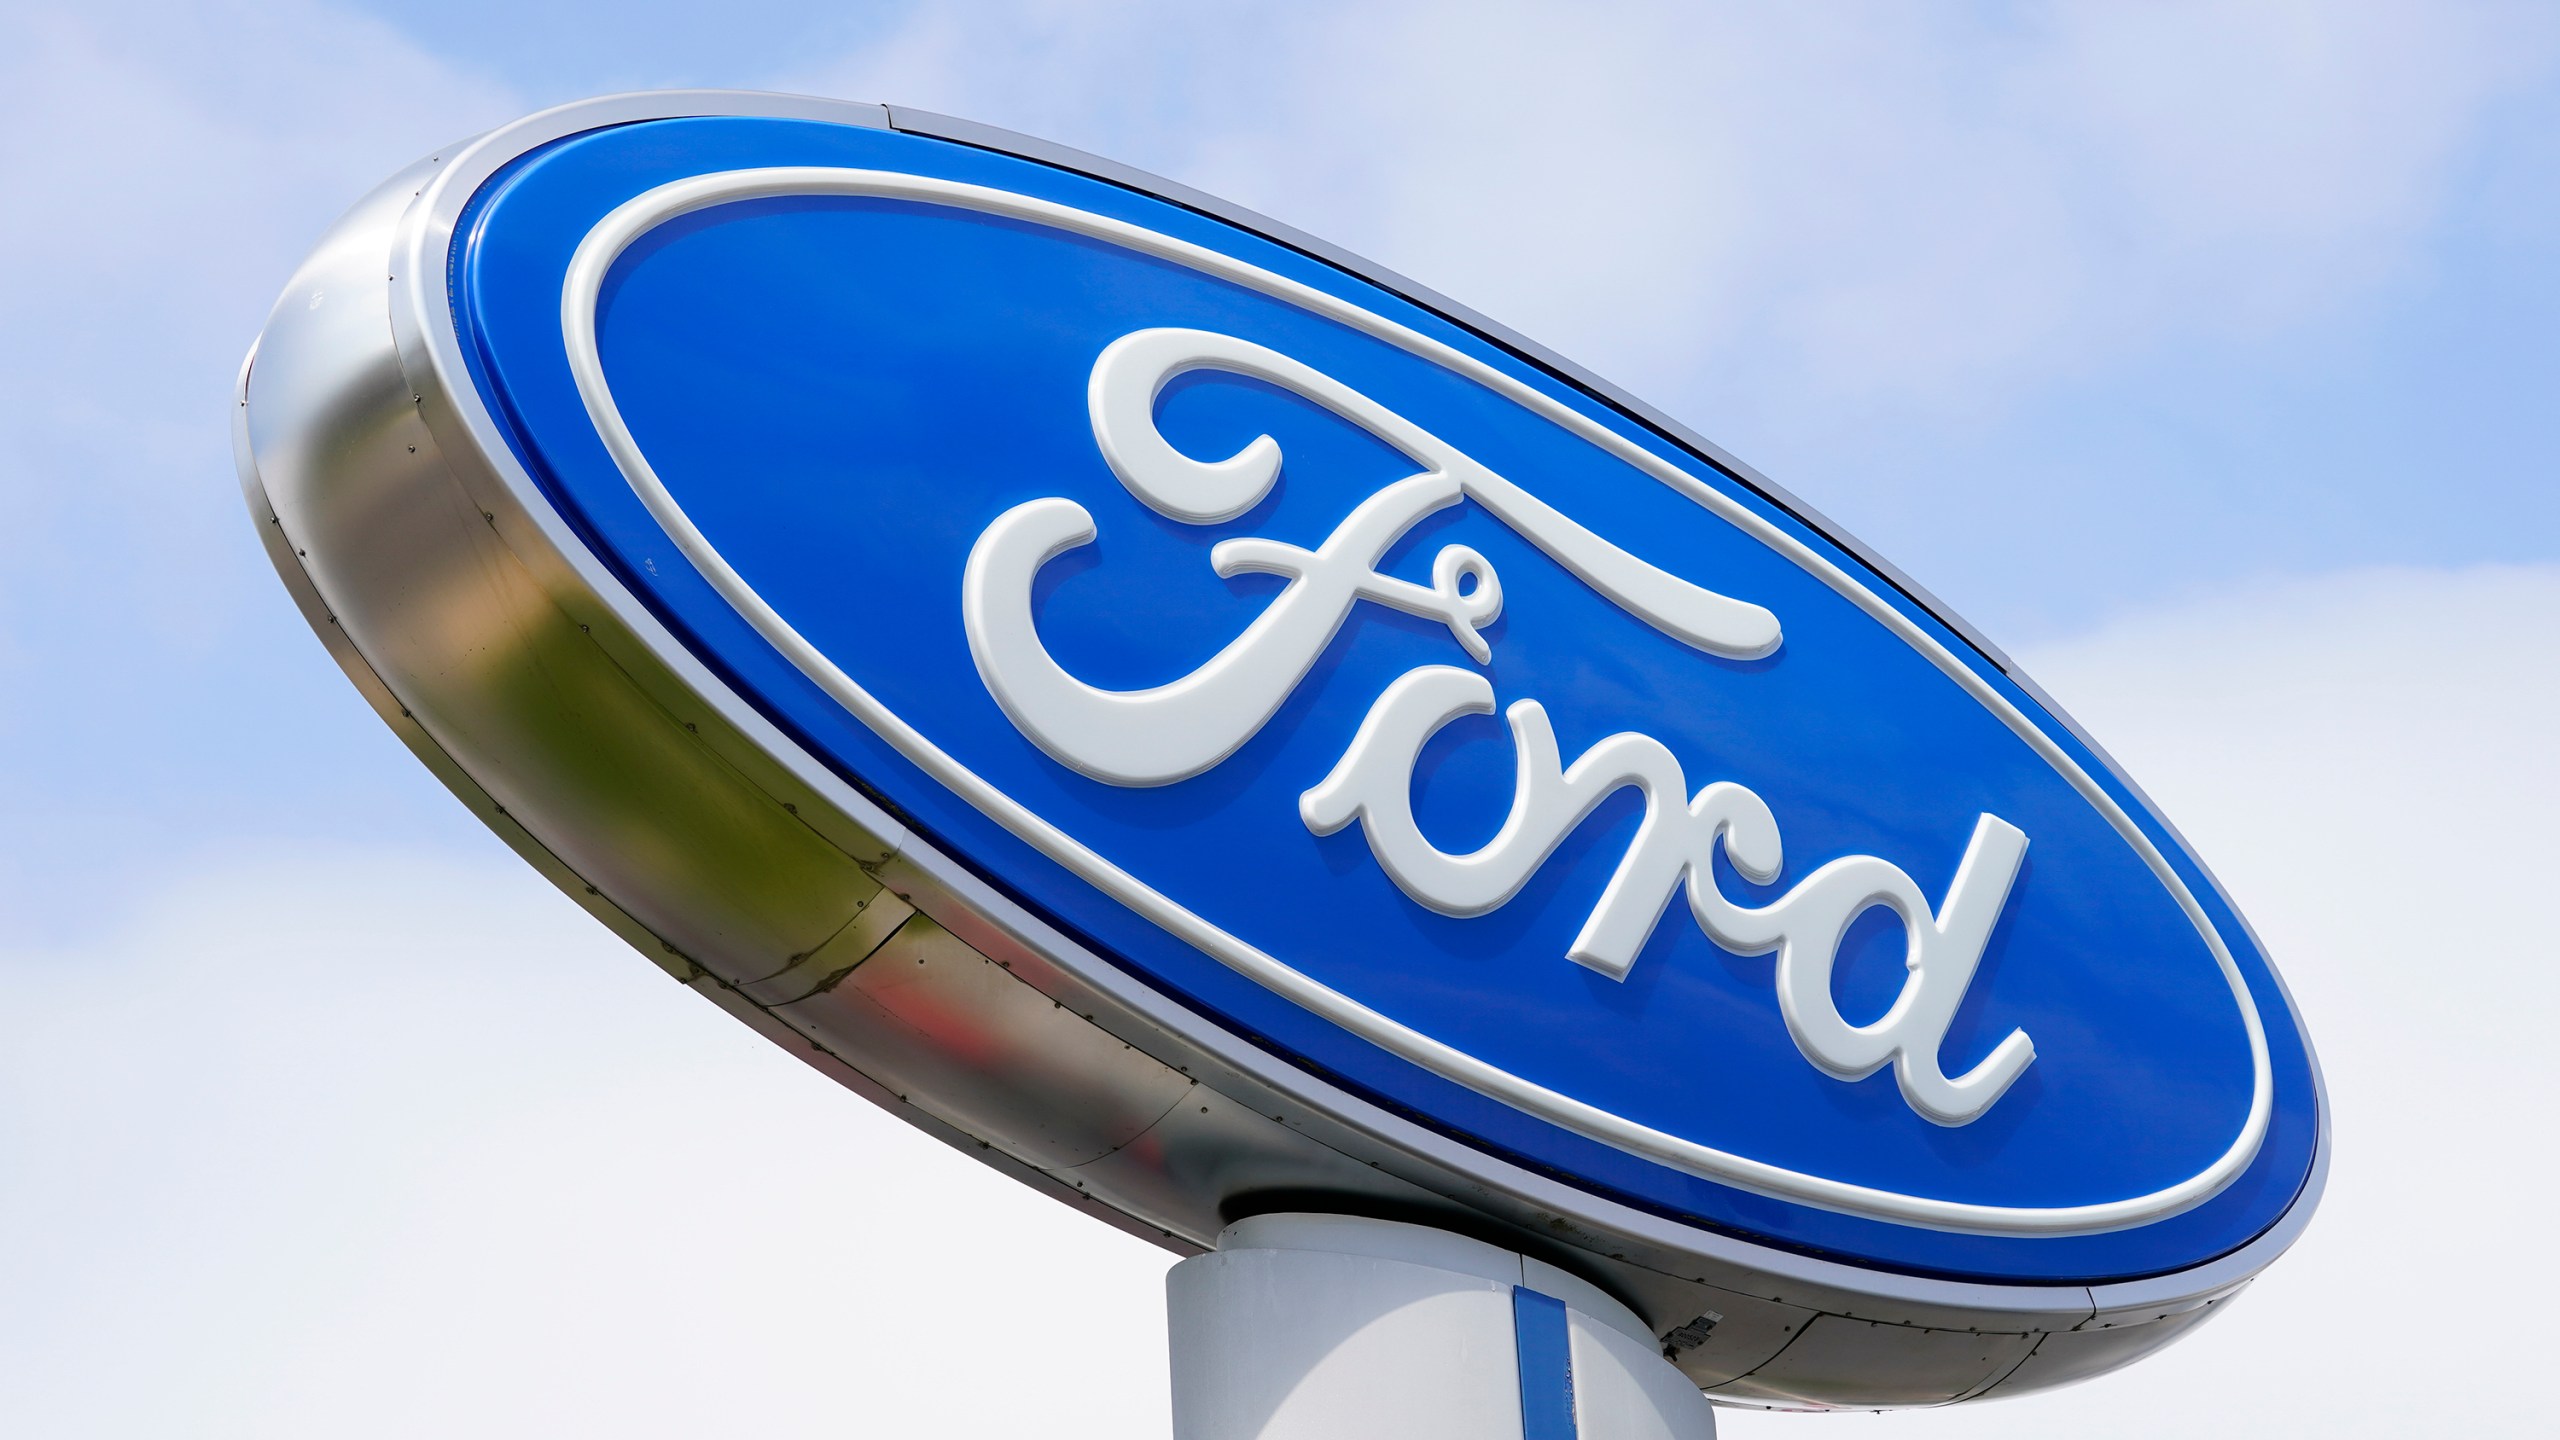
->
<box><xmin>1513</xmin><ymin>1286</ymin><xmax>1577</xmax><ymax>1440</ymax></box>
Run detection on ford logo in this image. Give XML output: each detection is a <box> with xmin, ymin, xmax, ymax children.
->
<box><xmin>242</xmin><ymin>95</ymin><xmax>2322</xmax><ymax>1402</ymax></box>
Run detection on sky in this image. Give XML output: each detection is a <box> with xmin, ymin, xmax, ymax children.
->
<box><xmin>0</xmin><ymin>1</ymin><xmax>2553</xmax><ymax>1434</ymax></box>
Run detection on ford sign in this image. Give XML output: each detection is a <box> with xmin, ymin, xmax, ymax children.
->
<box><xmin>238</xmin><ymin>93</ymin><xmax>2322</xmax><ymax>1409</ymax></box>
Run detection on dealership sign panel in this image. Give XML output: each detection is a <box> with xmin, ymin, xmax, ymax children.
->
<box><xmin>239</xmin><ymin>94</ymin><xmax>2323</xmax><ymax>1409</ymax></box>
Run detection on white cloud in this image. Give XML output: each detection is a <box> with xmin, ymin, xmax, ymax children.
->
<box><xmin>0</xmin><ymin>844</ymin><xmax>1172</xmax><ymax>1438</ymax></box>
<box><xmin>795</xmin><ymin>0</ymin><xmax>2554</xmax><ymax>414</ymax></box>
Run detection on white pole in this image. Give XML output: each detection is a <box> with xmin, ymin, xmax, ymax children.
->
<box><xmin>1167</xmin><ymin>1212</ymin><xmax>1716</xmax><ymax>1440</ymax></box>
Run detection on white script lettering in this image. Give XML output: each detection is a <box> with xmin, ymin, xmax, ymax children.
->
<box><xmin>963</xmin><ymin>329</ymin><xmax>1780</xmax><ymax>788</ymax></box>
<box><xmin>1301</xmin><ymin>667</ymin><xmax>2035</xmax><ymax>1125</ymax></box>
<box><xmin>962</xmin><ymin>327</ymin><xmax>2035</xmax><ymax>1123</ymax></box>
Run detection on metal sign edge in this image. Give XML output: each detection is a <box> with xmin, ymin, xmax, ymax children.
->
<box><xmin>238</xmin><ymin>88</ymin><xmax>2329</xmax><ymax>1406</ymax></box>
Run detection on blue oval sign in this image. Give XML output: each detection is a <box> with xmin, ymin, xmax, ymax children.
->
<box><xmin>446</xmin><ymin>114</ymin><xmax>2318</xmax><ymax>1283</ymax></box>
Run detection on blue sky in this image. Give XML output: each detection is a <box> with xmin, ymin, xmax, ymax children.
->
<box><xmin>0</xmin><ymin>2</ymin><xmax>2554</xmax><ymax>1435</ymax></box>
<box><xmin>3</xmin><ymin>0</ymin><xmax>2555</xmax><ymax>920</ymax></box>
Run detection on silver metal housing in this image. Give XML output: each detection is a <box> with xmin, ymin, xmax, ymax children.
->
<box><xmin>234</xmin><ymin>90</ymin><xmax>2325</xmax><ymax>1411</ymax></box>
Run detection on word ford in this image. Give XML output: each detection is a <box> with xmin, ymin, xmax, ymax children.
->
<box><xmin>964</xmin><ymin>328</ymin><xmax>2035</xmax><ymax>1126</ymax></box>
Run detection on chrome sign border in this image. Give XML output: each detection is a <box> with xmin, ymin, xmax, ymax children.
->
<box><xmin>237</xmin><ymin>92</ymin><xmax>2326</xmax><ymax>1410</ymax></box>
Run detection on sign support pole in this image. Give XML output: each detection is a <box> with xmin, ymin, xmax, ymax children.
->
<box><xmin>1167</xmin><ymin>1212</ymin><xmax>1715</xmax><ymax>1440</ymax></box>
